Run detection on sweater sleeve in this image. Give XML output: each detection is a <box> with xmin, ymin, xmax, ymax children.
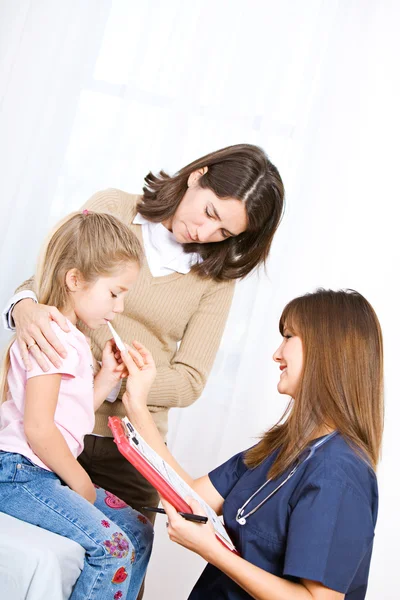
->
<box><xmin>14</xmin><ymin>276</ymin><xmax>36</xmax><ymax>295</ymax></box>
<box><xmin>147</xmin><ymin>279</ymin><xmax>235</xmax><ymax>409</ymax></box>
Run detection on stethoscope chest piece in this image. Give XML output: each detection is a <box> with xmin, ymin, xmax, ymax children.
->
<box><xmin>236</xmin><ymin>512</ymin><xmax>246</xmax><ymax>525</ymax></box>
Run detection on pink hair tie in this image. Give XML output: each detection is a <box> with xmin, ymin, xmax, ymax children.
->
<box><xmin>82</xmin><ymin>209</ymin><xmax>89</xmax><ymax>216</ymax></box>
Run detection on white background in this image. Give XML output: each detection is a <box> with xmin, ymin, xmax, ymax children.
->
<box><xmin>0</xmin><ymin>1</ymin><xmax>399</xmax><ymax>598</ymax></box>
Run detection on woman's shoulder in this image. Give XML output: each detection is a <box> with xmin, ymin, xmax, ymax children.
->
<box><xmin>83</xmin><ymin>188</ymin><xmax>142</xmax><ymax>224</ymax></box>
<box><xmin>303</xmin><ymin>434</ymin><xmax>377</xmax><ymax>500</ymax></box>
<box><xmin>190</xmin><ymin>271</ymin><xmax>236</xmax><ymax>295</ymax></box>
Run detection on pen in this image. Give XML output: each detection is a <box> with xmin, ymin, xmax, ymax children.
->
<box><xmin>142</xmin><ymin>506</ymin><xmax>208</xmax><ymax>524</ymax></box>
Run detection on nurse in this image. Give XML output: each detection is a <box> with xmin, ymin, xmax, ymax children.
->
<box><xmin>120</xmin><ymin>288</ymin><xmax>383</xmax><ymax>600</ymax></box>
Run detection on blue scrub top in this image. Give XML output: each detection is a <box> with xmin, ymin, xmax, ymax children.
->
<box><xmin>189</xmin><ymin>434</ymin><xmax>378</xmax><ymax>600</ymax></box>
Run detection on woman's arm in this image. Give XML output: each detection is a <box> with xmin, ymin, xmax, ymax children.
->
<box><xmin>12</xmin><ymin>297</ymin><xmax>70</xmax><ymax>371</ymax></box>
<box><xmin>121</xmin><ymin>343</ymin><xmax>225</xmax><ymax>513</ymax></box>
<box><xmin>24</xmin><ymin>374</ymin><xmax>95</xmax><ymax>503</ymax></box>
<box><xmin>146</xmin><ymin>280</ymin><xmax>235</xmax><ymax>409</ymax></box>
<box><xmin>205</xmin><ymin>542</ymin><xmax>344</xmax><ymax>600</ymax></box>
<box><xmin>162</xmin><ymin>498</ymin><xmax>344</xmax><ymax>600</ymax></box>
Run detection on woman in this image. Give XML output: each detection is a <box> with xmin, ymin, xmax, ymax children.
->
<box><xmin>4</xmin><ymin>143</ymin><xmax>285</xmax><ymax>520</ymax></box>
<box><xmin>120</xmin><ymin>289</ymin><xmax>383</xmax><ymax>600</ymax></box>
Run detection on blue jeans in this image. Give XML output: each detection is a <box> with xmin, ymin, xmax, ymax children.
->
<box><xmin>0</xmin><ymin>451</ymin><xmax>153</xmax><ymax>599</ymax></box>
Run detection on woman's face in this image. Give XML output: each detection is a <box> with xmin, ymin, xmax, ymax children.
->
<box><xmin>273</xmin><ymin>328</ymin><xmax>303</xmax><ymax>398</ymax></box>
<box><xmin>165</xmin><ymin>169</ymin><xmax>248</xmax><ymax>244</ymax></box>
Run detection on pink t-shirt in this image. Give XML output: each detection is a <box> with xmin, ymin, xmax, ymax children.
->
<box><xmin>0</xmin><ymin>321</ymin><xmax>95</xmax><ymax>470</ymax></box>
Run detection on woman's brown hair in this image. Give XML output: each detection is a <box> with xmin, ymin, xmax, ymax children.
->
<box><xmin>138</xmin><ymin>144</ymin><xmax>285</xmax><ymax>281</ymax></box>
<box><xmin>245</xmin><ymin>289</ymin><xmax>384</xmax><ymax>478</ymax></box>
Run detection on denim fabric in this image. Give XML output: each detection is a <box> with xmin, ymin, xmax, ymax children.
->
<box><xmin>0</xmin><ymin>451</ymin><xmax>153</xmax><ymax>599</ymax></box>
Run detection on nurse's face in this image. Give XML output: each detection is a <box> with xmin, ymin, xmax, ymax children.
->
<box><xmin>273</xmin><ymin>328</ymin><xmax>303</xmax><ymax>398</ymax></box>
<box><xmin>163</xmin><ymin>168</ymin><xmax>248</xmax><ymax>244</ymax></box>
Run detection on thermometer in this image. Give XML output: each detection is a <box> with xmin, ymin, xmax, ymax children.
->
<box><xmin>107</xmin><ymin>321</ymin><xmax>127</xmax><ymax>353</ymax></box>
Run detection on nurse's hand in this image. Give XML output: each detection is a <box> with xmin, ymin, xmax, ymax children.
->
<box><xmin>161</xmin><ymin>497</ymin><xmax>220</xmax><ymax>561</ymax></box>
<box><xmin>121</xmin><ymin>341</ymin><xmax>156</xmax><ymax>409</ymax></box>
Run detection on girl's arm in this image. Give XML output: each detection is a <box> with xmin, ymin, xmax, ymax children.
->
<box><xmin>24</xmin><ymin>373</ymin><xmax>95</xmax><ymax>503</ymax></box>
<box><xmin>162</xmin><ymin>498</ymin><xmax>344</xmax><ymax>600</ymax></box>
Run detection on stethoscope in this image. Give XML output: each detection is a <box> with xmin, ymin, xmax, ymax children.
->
<box><xmin>236</xmin><ymin>431</ymin><xmax>338</xmax><ymax>525</ymax></box>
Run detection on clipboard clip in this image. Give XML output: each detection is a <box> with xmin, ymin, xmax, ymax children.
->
<box><xmin>122</xmin><ymin>419</ymin><xmax>139</xmax><ymax>445</ymax></box>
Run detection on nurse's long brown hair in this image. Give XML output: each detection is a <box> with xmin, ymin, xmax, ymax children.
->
<box><xmin>245</xmin><ymin>289</ymin><xmax>384</xmax><ymax>479</ymax></box>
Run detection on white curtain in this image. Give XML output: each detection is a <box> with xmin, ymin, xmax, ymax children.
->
<box><xmin>0</xmin><ymin>0</ymin><xmax>111</xmax><ymax>344</ymax></box>
<box><xmin>0</xmin><ymin>1</ymin><xmax>399</xmax><ymax>598</ymax></box>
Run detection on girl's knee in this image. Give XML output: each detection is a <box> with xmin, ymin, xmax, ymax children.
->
<box><xmin>95</xmin><ymin>505</ymin><xmax>153</xmax><ymax>564</ymax></box>
<box><xmin>122</xmin><ymin>513</ymin><xmax>154</xmax><ymax>562</ymax></box>
<box><xmin>102</xmin><ymin>529</ymin><xmax>134</xmax><ymax>562</ymax></box>
<box><xmin>133</xmin><ymin>511</ymin><xmax>154</xmax><ymax>543</ymax></box>
<box><xmin>140</xmin><ymin>517</ymin><xmax>154</xmax><ymax>556</ymax></box>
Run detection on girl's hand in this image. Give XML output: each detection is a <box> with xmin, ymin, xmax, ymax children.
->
<box><xmin>13</xmin><ymin>299</ymin><xmax>69</xmax><ymax>371</ymax></box>
<box><xmin>99</xmin><ymin>339</ymin><xmax>127</xmax><ymax>382</ymax></box>
<box><xmin>161</xmin><ymin>497</ymin><xmax>220</xmax><ymax>561</ymax></box>
<box><xmin>120</xmin><ymin>341</ymin><xmax>156</xmax><ymax>408</ymax></box>
<box><xmin>71</xmin><ymin>472</ymin><xmax>97</xmax><ymax>504</ymax></box>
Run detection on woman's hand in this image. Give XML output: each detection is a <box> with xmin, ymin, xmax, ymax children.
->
<box><xmin>161</xmin><ymin>497</ymin><xmax>220</xmax><ymax>561</ymax></box>
<box><xmin>12</xmin><ymin>298</ymin><xmax>70</xmax><ymax>371</ymax></box>
<box><xmin>120</xmin><ymin>341</ymin><xmax>157</xmax><ymax>409</ymax></box>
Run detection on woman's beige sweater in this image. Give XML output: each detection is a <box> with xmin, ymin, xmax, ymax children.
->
<box><xmin>16</xmin><ymin>189</ymin><xmax>235</xmax><ymax>439</ymax></box>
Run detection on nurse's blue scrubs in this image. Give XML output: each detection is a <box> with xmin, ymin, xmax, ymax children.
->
<box><xmin>189</xmin><ymin>434</ymin><xmax>378</xmax><ymax>600</ymax></box>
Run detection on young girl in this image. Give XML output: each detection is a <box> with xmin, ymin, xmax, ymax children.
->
<box><xmin>0</xmin><ymin>211</ymin><xmax>153</xmax><ymax>599</ymax></box>
<box><xmin>119</xmin><ymin>289</ymin><xmax>383</xmax><ymax>600</ymax></box>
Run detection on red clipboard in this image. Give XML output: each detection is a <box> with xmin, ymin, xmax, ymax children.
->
<box><xmin>108</xmin><ymin>416</ymin><xmax>239</xmax><ymax>554</ymax></box>
<box><xmin>108</xmin><ymin>416</ymin><xmax>192</xmax><ymax>514</ymax></box>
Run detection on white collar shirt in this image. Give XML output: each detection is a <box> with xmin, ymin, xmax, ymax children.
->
<box><xmin>133</xmin><ymin>213</ymin><xmax>200</xmax><ymax>277</ymax></box>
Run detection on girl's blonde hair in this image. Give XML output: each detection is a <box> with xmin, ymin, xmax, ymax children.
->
<box><xmin>245</xmin><ymin>289</ymin><xmax>384</xmax><ymax>478</ymax></box>
<box><xmin>0</xmin><ymin>210</ymin><xmax>143</xmax><ymax>404</ymax></box>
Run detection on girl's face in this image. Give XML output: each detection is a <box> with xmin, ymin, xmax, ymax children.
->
<box><xmin>164</xmin><ymin>169</ymin><xmax>248</xmax><ymax>244</ymax></box>
<box><xmin>66</xmin><ymin>262</ymin><xmax>139</xmax><ymax>329</ymax></box>
<box><xmin>273</xmin><ymin>328</ymin><xmax>303</xmax><ymax>398</ymax></box>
